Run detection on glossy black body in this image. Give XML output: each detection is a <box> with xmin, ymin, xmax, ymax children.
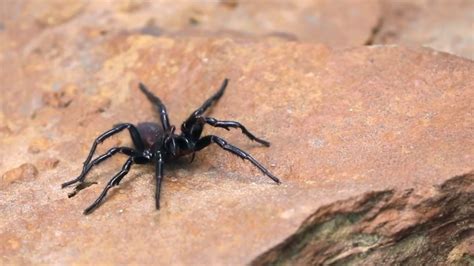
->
<box><xmin>61</xmin><ymin>79</ymin><xmax>280</xmax><ymax>214</ymax></box>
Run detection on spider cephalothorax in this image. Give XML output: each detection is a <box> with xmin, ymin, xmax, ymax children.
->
<box><xmin>62</xmin><ymin>79</ymin><xmax>280</xmax><ymax>214</ymax></box>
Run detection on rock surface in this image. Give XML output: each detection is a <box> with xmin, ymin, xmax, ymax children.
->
<box><xmin>0</xmin><ymin>0</ymin><xmax>381</xmax><ymax>46</ymax></box>
<box><xmin>1</xmin><ymin>1</ymin><xmax>473</xmax><ymax>265</ymax></box>
<box><xmin>1</xmin><ymin>163</ymin><xmax>38</xmax><ymax>187</ymax></box>
<box><xmin>253</xmin><ymin>173</ymin><xmax>474</xmax><ymax>265</ymax></box>
<box><xmin>373</xmin><ymin>0</ymin><xmax>474</xmax><ymax>60</ymax></box>
<box><xmin>1</xmin><ymin>35</ymin><xmax>473</xmax><ymax>264</ymax></box>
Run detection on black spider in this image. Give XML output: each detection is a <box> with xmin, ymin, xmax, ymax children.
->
<box><xmin>61</xmin><ymin>79</ymin><xmax>281</xmax><ymax>214</ymax></box>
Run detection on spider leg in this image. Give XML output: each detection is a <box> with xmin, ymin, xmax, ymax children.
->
<box><xmin>195</xmin><ymin>135</ymin><xmax>280</xmax><ymax>184</ymax></box>
<box><xmin>138</xmin><ymin>83</ymin><xmax>171</xmax><ymax>131</ymax></box>
<box><xmin>61</xmin><ymin>123</ymin><xmax>144</xmax><ymax>188</ymax></box>
<box><xmin>180</xmin><ymin>79</ymin><xmax>229</xmax><ymax>140</ymax></box>
<box><xmin>202</xmin><ymin>117</ymin><xmax>270</xmax><ymax>147</ymax></box>
<box><xmin>61</xmin><ymin>147</ymin><xmax>136</xmax><ymax>188</ymax></box>
<box><xmin>83</xmin><ymin>157</ymin><xmax>134</xmax><ymax>215</ymax></box>
<box><xmin>155</xmin><ymin>152</ymin><xmax>164</xmax><ymax>209</ymax></box>
<box><xmin>191</xmin><ymin>78</ymin><xmax>229</xmax><ymax>117</ymax></box>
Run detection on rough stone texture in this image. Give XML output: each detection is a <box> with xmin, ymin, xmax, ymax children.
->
<box><xmin>1</xmin><ymin>0</ymin><xmax>473</xmax><ymax>265</ymax></box>
<box><xmin>1</xmin><ymin>34</ymin><xmax>473</xmax><ymax>264</ymax></box>
<box><xmin>0</xmin><ymin>0</ymin><xmax>381</xmax><ymax>125</ymax></box>
<box><xmin>0</xmin><ymin>0</ymin><xmax>381</xmax><ymax>47</ymax></box>
<box><xmin>253</xmin><ymin>173</ymin><xmax>474</xmax><ymax>265</ymax></box>
<box><xmin>1</xmin><ymin>163</ymin><xmax>38</xmax><ymax>187</ymax></box>
<box><xmin>373</xmin><ymin>0</ymin><xmax>474</xmax><ymax>60</ymax></box>
<box><xmin>1</xmin><ymin>0</ymin><xmax>473</xmax><ymax>60</ymax></box>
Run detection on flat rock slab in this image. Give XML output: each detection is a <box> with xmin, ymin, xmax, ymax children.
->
<box><xmin>0</xmin><ymin>36</ymin><xmax>473</xmax><ymax>264</ymax></box>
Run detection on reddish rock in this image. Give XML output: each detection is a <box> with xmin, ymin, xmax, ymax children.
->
<box><xmin>0</xmin><ymin>1</ymin><xmax>473</xmax><ymax>264</ymax></box>
<box><xmin>0</xmin><ymin>112</ymin><xmax>13</xmax><ymax>134</ymax></box>
<box><xmin>0</xmin><ymin>0</ymin><xmax>381</xmax><ymax>49</ymax></box>
<box><xmin>0</xmin><ymin>35</ymin><xmax>472</xmax><ymax>264</ymax></box>
<box><xmin>253</xmin><ymin>173</ymin><xmax>474</xmax><ymax>265</ymax></box>
<box><xmin>374</xmin><ymin>0</ymin><xmax>474</xmax><ymax>60</ymax></box>
<box><xmin>1</xmin><ymin>163</ymin><xmax>38</xmax><ymax>186</ymax></box>
<box><xmin>28</xmin><ymin>137</ymin><xmax>51</xmax><ymax>154</ymax></box>
<box><xmin>42</xmin><ymin>84</ymin><xmax>78</xmax><ymax>109</ymax></box>
<box><xmin>36</xmin><ymin>158</ymin><xmax>60</xmax><ymax>171</ymax></box>
<box><xmin>31</xmin><ymin>0</ymin><xmax>86</xmax><ymax>27</ymax></box>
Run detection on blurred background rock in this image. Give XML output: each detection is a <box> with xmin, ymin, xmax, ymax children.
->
<box><xmin>1</xmin><ymin>0</ymin><xmax>473</xmax><ymax>58</ymax></box>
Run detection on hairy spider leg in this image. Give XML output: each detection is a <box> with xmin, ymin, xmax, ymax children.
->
<box><xmin>195</xmin><ymin>135</ymin><xmax>280</xmax><ymax>184</ymax></box>
<box><xmin>202</xmin><ymin>117</ymin><xmax>270</xmax><ymax>147</ymax></box>
<box><xmin>139</xmin><ymin>83</ymin><xmax>171</xmax><ymax>131</ymax></box>
<box><xmin>61</xmin><ymin>123</ymin><xmax>144</xmax><ymax>188</ymax></box>
<box><xmin>83</xmin><ymin>157</ymin><xmax>135</xmax><ymax>215</ymax></box>
<box><xmin>61</xmin><ymin>147</ymin><xmax>136</xmax><ymax>188</ymax></box>
<box><xmin>155</xmin><ymin>152</ymin><xmax>164</xmax><ymax>209</ymax></box>
<box><xmin>181</xmin><ymin>79</ymin><xmax>229</xmax><ymax>140</ymax></box>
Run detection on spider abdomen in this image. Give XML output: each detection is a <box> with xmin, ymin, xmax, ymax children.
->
<box><xmin>136</xmin><ymin>122</ymin><xmax>164</xmax><ymax>149</ymax></box>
